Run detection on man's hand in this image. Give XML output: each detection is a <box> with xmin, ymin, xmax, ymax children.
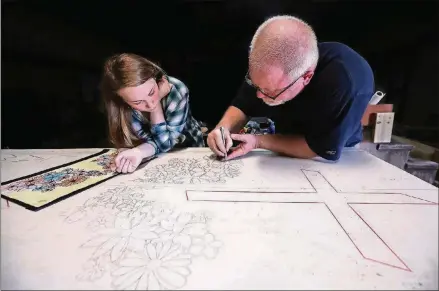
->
<box><xmin>112</xmin><ymin>147</ymin><xmax>145</xmax><ymax>174</ymax></box>
<box><xmin>225</xmin><ymin>134</ymin><xmax>258</xmax><ymax>160</ymax></box>
<box><xmin>207</xmin><ymin>127</ymin><xmax>233</xmax><ymax>157</ymax></box>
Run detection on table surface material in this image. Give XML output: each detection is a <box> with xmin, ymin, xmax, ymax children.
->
<box><xmin>1</xmin><ymin>148</ymin><xmax>438</xmax><ymax>290</ymax></box>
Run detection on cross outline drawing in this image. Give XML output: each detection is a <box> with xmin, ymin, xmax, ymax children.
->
<box><xmin>186</xmin><ymin>169</ymin><xmax>439</xmax><ymax>272</ymax></box>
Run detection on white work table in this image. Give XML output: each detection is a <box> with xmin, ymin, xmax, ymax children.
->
<box><xmin>1</xmin><ymin>148</ymin><xmax>438</xmax><ymax>290</ymax></box>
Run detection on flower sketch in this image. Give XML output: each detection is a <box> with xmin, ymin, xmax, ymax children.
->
<box><xmin>112</xmin><ymin>242</ymin><xmax>192</xmax><ymax>290</ymax></box>
<box><xmin>1</xmin><ymin>154</ymin><xmax>46</xmax><ymax>163</ymax></box>
<box><xmin>86</xmin><ymin>209</ymin><xmax>117</xmax><ymax>232</ymax></box>
<box><xmin>81</xmin><ymin>214</ymin><xmax>159</xmax><ymax>262</ymax></box>
<box><xmin>136</xmin><ymin>154</ymin><xmax>244</xmax><ymax>184</ymax></box>
<box><xmin>61</xmin><ymin>186</ymin><xmax>149</xmax><ymax>225</ymax></box>
<box><xmin>76</xmin><ymin>256</ymin><xmax>109</xmax><ymax>282</ymax></box>
<box><xmin>62</xmin><ymin>186</ymin><xmax>223</xmax><ymax>290</ymax></box>
<box><xmin>189</xmin><ymin>233</ymin><xmax>223</xmax><ymax>259</ymax></box>
<box><xmin>156</xmin><ymin>212</ymin><xmax>208</xmax><ymax>250</ymax></box>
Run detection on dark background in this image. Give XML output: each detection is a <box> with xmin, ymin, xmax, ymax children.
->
<box><xmin>2</xmin><ymin>0</ymin><xmax>438</xmax><ymax>149</ymax></box>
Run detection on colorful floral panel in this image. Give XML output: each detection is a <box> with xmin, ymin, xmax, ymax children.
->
<box><xmin>1</xmin><ymin>149</ymin><xmax>119</xmax><ymax>211</ymax></box>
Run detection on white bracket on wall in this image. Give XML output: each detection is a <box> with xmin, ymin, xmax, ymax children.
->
<box><xmin>373</xmin><ymin>112</ymin><xmax>395</xmax><ymax>143</ymax></box>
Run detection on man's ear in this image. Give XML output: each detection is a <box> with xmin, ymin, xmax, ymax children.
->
<box><xmin>303</xmin><ymin>70</ymin><xmax>315</xmax><ymax>86</ymax></box>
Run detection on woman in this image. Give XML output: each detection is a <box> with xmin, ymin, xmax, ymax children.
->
<box><xmin>100</xmin><ymin>53</ymin><xmax>204</xmax><ymax>173</ymax></box>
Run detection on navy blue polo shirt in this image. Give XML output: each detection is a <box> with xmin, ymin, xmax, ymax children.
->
<box><xmin>231</xmin><ymin>42</ymin><xmax>374</xmax><ymax>161</ymax></box>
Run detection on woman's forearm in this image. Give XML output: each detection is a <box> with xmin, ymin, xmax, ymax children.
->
<box><xmin>135</xmin><ymin>142</ymin><xmax>156</xmax><ymax>159</ymax></box>
<box><xmin>149</xmin><ymin>103</ymin><xmax>166</xmax><ymax>125</ymax></box>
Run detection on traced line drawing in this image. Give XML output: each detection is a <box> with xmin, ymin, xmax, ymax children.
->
<box><xmin>111</xmin><ymin>241</ymin><xmax>192</xmax><ymax>290</ymax></box>
<box><xmin>1</xmin><ymin>151</ymin><xmax>106</xmax><ymax>164</ymax></box>
<box><xmin>76</xmin><ymin>255</ymin><xmax>110</xmax><ymax>282</ymax></box>
<box><xmin>189</xmin><ymin>233</ymin><xmax>223</xmax><ymax>259</ymax></box>
<box><xmin>1</xmin><ymin>154</ymin><xmax>47</xmax><ymax>163</ymax></box>
<box><xmin>134</xmin><ymin>154</ymin><xmax>244</xmax><ymax>184</ymax></box>
<box><xmin>80</xmin><ymin>214</ymin><xmax>160</xmax><ymax>263</ymax></box>
<box><xmin>305</xmin><ymin>169</ymin><xmax>436</xmax><ymax>192</ymax></box>
<box><xmin>61</xmin><ymin>186</ymin><xmax>222</xmax><ymax>290</ymax></box>
<box><xmin>299</xmin><ymin>169</ymin><xmax>438</xmax><ymax>199</ymax></box>
<box><xmin>153</xmin><ymin>212</ymin><xmax>209</xmax><ymax>251</ymax></box>
<box><xmin>60</xmin><ymin>186</ymin><xmax>155</xmax><ymax>224</ymax></box>
<box><xmin>186</xmin><ymin>170</ymin><xmax>438</xmax><ymax>272</ymax></box>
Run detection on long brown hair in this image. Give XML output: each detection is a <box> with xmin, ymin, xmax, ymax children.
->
<box><xmin>100</xmin><ymin>53</ymin><xmax>165</xmax><ymax>148</ymax></box>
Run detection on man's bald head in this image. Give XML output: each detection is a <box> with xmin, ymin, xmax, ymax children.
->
<box><xmin>249</xmin><ymin>15</ymin><xmax>319</xmax><ymax>80</ymax></box>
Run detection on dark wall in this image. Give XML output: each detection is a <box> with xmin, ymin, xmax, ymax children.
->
<box><xmin>2</xmin><ymin>0</ymin><xmax>438</xmax><ymax>148</ymax></box>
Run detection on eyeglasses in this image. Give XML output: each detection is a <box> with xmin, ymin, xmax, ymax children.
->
<box><xmin>245</xmin><ymin>71</ymin><xmax>303</xmax><ymax>100</ymax></box>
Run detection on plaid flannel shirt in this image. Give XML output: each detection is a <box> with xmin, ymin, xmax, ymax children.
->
<box><xmin>131</xmin><ymin>76</ymin><xmax>205</xmax><ymax>154</ymax></box>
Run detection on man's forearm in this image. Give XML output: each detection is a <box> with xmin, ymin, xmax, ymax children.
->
<box><xmin>255</xmin><ymin>134</ymin><xmax>317</xmax><ymax>159</ymax></box>
<box><xmin>216</xmin><ymin>106</ymin><xmax>248</xmax><ymax>133</ymax></box>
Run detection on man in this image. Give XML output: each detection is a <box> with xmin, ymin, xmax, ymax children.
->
<box><xmin>207</xmin><ymin>15</ymin><xmax>374</xmax><ymax>161</ymax></box>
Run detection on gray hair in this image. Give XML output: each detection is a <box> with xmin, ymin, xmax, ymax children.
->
<box><xmin>249</xmin><ymin>15</ymin><xmax>319</xmax><ymax>80</ymax></box>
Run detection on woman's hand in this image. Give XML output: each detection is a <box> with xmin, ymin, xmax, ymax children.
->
<box><xmin>112</xmin><ymin>147</ymin><xmax>145</xmax><ymax>174</ymax></box>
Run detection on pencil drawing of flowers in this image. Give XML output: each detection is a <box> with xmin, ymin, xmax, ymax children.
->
<box><xmin>99</xmin><ymin>186</ymin><xmax>146</xmax><ymax>210</ymax></box>
<box><xmin>61</xmin><ymin>186</ymin><xmax>149</xmax><ymax>224</ymax></box>
<box><xmin>81</xmin><ymin>214</ymin><xmax>159</xmax><ymax>262</ymax></box>
<box><xmin>189</xmin><ymin>233</ymin><xmax>223</xmax><ymax>259</ymax></box>
<box><xmin>65</xmin><ymin>185</ymin><xmax>223</xmax><ymax>290</ymax></box>
<box><xmin>76</xmin><ymin>256</ymin><xmax>109</xmax><ymax>282</ymax></box>
<box><xmin>148</xmin><ymin>203</ymin><xmax>176</xmax><ymax>224</ymax></box>
<box><xmin>111</xmin><ymin>241</ymin><xmax>191</xmax><ymax>290</ymax></box>
<box><xmin>156</xmin><ymin>212</ymin><xmax>208</xmax><ymax>250</ymax></box>
<box><xmin>87</xmin><ymin>209</ymin><xmax>115</xmax><ymax>232</ymax></box>
<box><xmin>137</xmin><ymin>154</ymin><xmax>244</xmax><ymax>185</ymax></box>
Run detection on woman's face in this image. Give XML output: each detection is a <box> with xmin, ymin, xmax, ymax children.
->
<box><xmin>117</xmin><ymin>78</ymin><xmax>161</xmax><ymax>112</ymax></box>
